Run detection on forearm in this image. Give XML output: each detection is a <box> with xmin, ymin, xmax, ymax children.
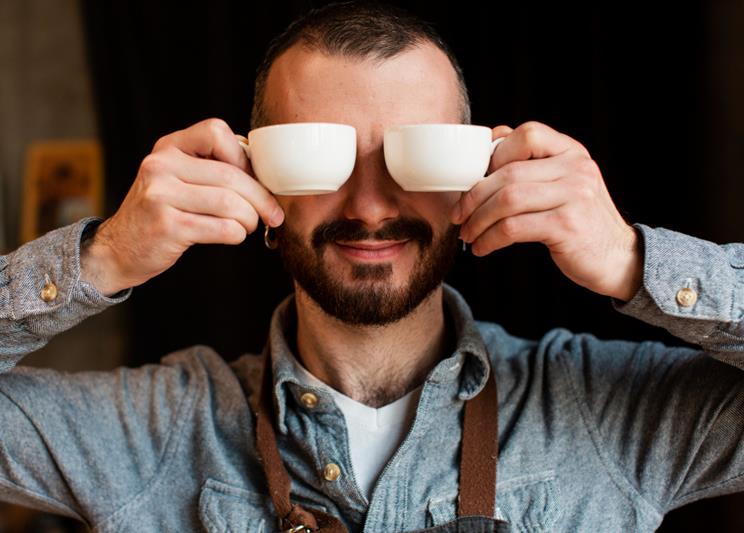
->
<box><xmin>614</xmin><ymin>224</ymin><xmax>744</xmax><ymax>362</ymax></box>
<box><xmin>0</xmin><ymin>218</ymin><xmax>131</xmax><ymax>367</ymax></box>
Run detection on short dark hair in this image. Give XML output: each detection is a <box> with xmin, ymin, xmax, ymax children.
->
<box><xmin>250</xmin><ymin>1</ymin><xmax>471</xmax><ymax>129</ymax></box>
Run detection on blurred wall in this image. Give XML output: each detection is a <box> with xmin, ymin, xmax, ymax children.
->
<box><xmin>0</xmin><ymin>0</ymin><xmax>127</xmax><ymax>371</ymax></box>
<box><xmin>0</xmin><ymin>0</ymin><xmax>95</xmax><ymax>251</ymax></box>
<box><xmin>706</xmin><ymin>1</ymin><xmax>744</xmax><ymax>243</ymax></box>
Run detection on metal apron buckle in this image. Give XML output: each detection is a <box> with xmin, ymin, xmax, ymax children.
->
<box><xmin>278</xmin><ymin>525</ymin><xmax>313</xmax><ymax>532</ymax></box>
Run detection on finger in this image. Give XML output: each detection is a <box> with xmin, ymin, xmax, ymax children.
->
<box><xmin>491</xmin><ymin>124</ymin><xmax>513</xmax><ymax>139</ymax></box>
<box><xmin>165</xmin><ymin>181</ymin><xmax>262</xmax><ymax>235</ymax></box>
<box><xmin>174</xmin><ymin>210</ymin><xmax>249</xmax><ymax>246</ymax></box>
<box><xmin>459</xmin><ymin>179</ymin><xmax>572</xmax><ymax>243</ymax></box>
<box><xmin>153</xmin><ymin>118</ymin><xmax>251</xmax><ymax>174</ymax></box>
<box><xmin>470</xmin><ymin>210</ymin><xmax>559</xmax><ymax>257</ymax></box>
<box><xmin>170</xmin><ymin>150</ymin><xmax>284</xmax><ymax>227</ymax></box>
<box><xmin>488</xmin><ymin>121</ymin><xmax>587</xmax><ymax>173</ymax></box>
<box><xmin>452</xmin><ymin>151</ymin><xmax>578</xmax><ymax>224</ymax></box>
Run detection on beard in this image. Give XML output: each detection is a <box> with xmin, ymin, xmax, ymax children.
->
<box><xmin>276</xmin><ymin>217</ymin><xmax>459</xmax><ymax>326</ymax></box>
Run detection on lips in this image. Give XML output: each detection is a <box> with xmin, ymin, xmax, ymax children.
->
<box><xmin>334</xmin><ymin>240</ymin><xmax>409</xmax><ymax>260</ymax></box>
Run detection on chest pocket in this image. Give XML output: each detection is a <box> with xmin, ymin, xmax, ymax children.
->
<box><xmin>427</xmin><ymin>473</ymin><xmax>561</xmax><ymax>533</ymax></box>
<box><xmin>199</xmin><ymin>478</ymin><xmax>274</xmax><ymax>533</ymax></box>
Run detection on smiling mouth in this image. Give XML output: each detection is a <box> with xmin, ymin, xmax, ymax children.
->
<box><xmin>334</xmin><ymin>240</ymin><xmax>409</xmax><ymax>261</ymax></box>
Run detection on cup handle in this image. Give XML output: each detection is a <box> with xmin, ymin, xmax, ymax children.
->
<box><xmin>236</xmin><ymin>134</ymin><xmax>251</xmax><ymax>159</ymax></box>
<box><xmin>489</xmin><ymin>136</ymin><xmax>506</xmax><ymax>155</ymax></box>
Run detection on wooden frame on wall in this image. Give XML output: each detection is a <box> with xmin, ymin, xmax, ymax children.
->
<box><xmin>20</xmin><ymin>140</ymin><xmax>104</xmax><ymax>244</ymax></box>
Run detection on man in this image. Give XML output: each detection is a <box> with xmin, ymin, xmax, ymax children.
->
<box><xmin>2</xmin><ymin>2</ymin><xmax>744</xmax><ymax>532</ymax></box>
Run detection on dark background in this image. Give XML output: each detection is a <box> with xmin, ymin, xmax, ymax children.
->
<box><xmin>78</xmin><ymin>1</ymin><xmax>744</xmax><ymax>531</ymax></box>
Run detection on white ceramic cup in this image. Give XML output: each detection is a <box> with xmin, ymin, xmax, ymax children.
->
<box><xmin>237</xmin><ymin>122</ymin><xmax>357</xmax><ymax>195</ymax></box>
<box><xmin>383</xmin><ymin>124</ymin><xmax>504</xmax><ymax>191</ymax></box>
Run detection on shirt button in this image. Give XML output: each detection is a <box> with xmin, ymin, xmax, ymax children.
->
<box><xmin>300</xmin><ymin>392</ymin><xmax>318</xmax><ymax>409</ymax></box>
<box><xmin>40</xmin><ymin>282</ymin><xmax>58</xmax><ymax>302</ymax></box>
<box><xmin>323</xmin><ymin>463</ymin><xmax>341</xmax><ymax>482</ymax></box>
<box><xmin>676</xmin><ymin>287</ymin><xmax>698</xmax><ymax>308</ymax></box>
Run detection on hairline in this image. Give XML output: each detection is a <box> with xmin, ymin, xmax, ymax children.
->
<box><xmin>250</xmin><ymin>37</ymin><xmax>472</xmax><ymax>130</ymax></box>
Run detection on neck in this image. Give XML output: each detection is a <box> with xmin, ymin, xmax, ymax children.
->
<box><xmin>293</xmin><ymin>285</ymin><xmax>451</xmax><ymax>408</ymax></box>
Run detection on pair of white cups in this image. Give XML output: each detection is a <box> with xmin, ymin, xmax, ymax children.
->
<box><xmin>238</xmin><ymin>123</ymin><xmax>504</xmax><ymax>195</ymax></box>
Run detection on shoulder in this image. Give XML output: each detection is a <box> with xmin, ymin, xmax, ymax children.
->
<box><xmin>473</xmin><ymin>320</ymin><xmax>697</xmax><ymax>383</ymax></box>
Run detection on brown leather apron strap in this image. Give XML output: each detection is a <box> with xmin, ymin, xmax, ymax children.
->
<box><xmin>457</xmin><ymin>371</ymin><xmax>498</xmax><ymax>518</ymax></box>
<box><xmin>253</xmin><ymin>351</ymin><xmax>499</xmax><ymax>532</ymax></box>
<box><xmin>255</xmin><ymin>351</ymin><xmax>347</xmax><ymax>532</ymax></box>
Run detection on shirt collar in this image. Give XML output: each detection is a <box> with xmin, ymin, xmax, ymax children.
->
<box><xmin>265</xmin><ymin>284</ymin><xmax>491</xmax><ymax>433</ymax></box>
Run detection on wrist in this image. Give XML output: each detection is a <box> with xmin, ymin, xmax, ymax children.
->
<box><xmin>80</xmin><ymin>220</ymin><xmax>131</xmax><ymax>297</ymax></box>
<box><xmin>608</xmin><ymin>226</ymin><xmax>644</xmax><ymax>302</ymax></box>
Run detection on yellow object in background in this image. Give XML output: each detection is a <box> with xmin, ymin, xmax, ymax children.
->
<box><xmin>21</xmin><ymin>140</ymin><xmax>103</xmax><ymax>244</ymax></box>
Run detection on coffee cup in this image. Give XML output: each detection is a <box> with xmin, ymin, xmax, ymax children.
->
<box><xmin>237</xmin><ymin>122</ymin><xmax>357</xmax><ymax>195</ymax></box>
<box><xmin>383</xmin><ymin>124</ymin><xmax>504</xmax><ymax>191</ymax></box>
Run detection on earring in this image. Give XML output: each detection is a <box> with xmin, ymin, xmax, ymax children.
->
<box><xmin>264</xmin><ymin>225</ymin><xmax>278</xmax><ymax>250</ymax></box>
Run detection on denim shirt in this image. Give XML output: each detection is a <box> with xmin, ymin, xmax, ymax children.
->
<box><xmin>2</xmin><ymin>217</ymin><xmax>744</xmax><ymax>532</ymax></box>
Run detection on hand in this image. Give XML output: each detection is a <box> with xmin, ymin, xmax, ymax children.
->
<box><xmin>450</xmin><ymin>121</ymin><xmax>642</xmax><ymax>301</ymax></box>
<box><xmin>81</xmin><ymin>118</ymin><xmax>284</xmax><ymax>296</ymax></box>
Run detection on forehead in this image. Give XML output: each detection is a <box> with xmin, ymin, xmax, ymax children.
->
<box><xmin>263</xmin><ymin>41</ymin><xmax>463</xmax><ymax>127</ymax></box>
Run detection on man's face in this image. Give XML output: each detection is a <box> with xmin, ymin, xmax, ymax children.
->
<box><xmin>263</xmin><ymin>42</ymin><xmax>464</xmax><ymax>325</ymax></box>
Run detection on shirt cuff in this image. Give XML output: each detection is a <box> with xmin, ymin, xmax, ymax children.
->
<box><xmin>613</xmin><ymin>223</ymin><xmax>744</xmax><ymax>352</ymax></box>
<box><xmin>0</xmin><ymin>217</ymin><xmax>131</xmax><ymax>342</ymax></box>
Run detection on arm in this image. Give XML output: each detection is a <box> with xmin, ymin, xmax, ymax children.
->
<box><xmin>0</xmin><ymin>118</ymin><xmax>282</xmax><ymax>521</ymax></box>
<box><xmin>560</xmin><ymin>226</ymin><xmax>744</xmax><ymax>512</ymax></box>
<box><xmin>2</xmin><ymin>118</ymin><xmax>283</xmax><ymax>362</ymax></box>
<box><xmin>0</xmin><ymin>354</ymin><xmax>194</xmax><ymax>525</ymax></box>
<box><xmin>614</xmin><ymin>223</ymin><xmax>744</xmax><ymax>362</ymax></box>
<box><xmin>452</xmin><ymin>121</ymin><xmax>744</xmax><ymax>511</ymax></box>
<box><xmin>0</xmin><ymin>218</ymin><xmax>130</xmax><ymax>363</ymax></box>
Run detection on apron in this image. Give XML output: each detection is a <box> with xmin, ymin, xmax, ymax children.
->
<box><xmin>253</xmin><ymin>348</ymin><xmax>509</xmax><ymax>533</ymax></box>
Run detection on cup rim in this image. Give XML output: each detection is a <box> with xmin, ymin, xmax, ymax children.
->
<box><xmin>384</xmin><ymin>123</ymin><xmax>491</xmax><ymax>134</ymax></box>
<box><xmin>249</xmin><ymin>122</ymin><xmax>356</xmax><ymax>133</ymax></box>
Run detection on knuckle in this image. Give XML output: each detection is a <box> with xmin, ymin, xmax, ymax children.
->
<box><xmin>213</xmin><ymin>191</ymin><xmax>235</xmax><ymax>214</ymax></box>
<box><xmin>499</xmin><ymin>216</ymin><xmax>520</xmax><ymax>239</ymax></box>
<box><xmin>214</xmin><ymin>217</ymin><xmax>232</xmax><ymax>239</ymax></box>
<box><xmin>519</xmin><ymin>121</ymin><xmax>544</xmax><ymax>146</ymax></box>
<box><xmin>498</xmin><ymin>183</ymin><xmax>521</xmax><ymax>207</ymax></box>
<box><xmin>215</xmin><ymin>165</ymin><xmax>237</xmax><ymax>187</ymax></box>
<box><xmin>577</xmin><ymin>156</ymin><xmax>600</xmax><ymax>177</ymax></box>
<box><xmin>575</xmin><ymin>183</ymin><xmax>595</xmax><ymax>201</ymax></box>
<box><xmin>559</xmin><ymin>208</ymin><xmax>581</xmax><ymax>233</ymax></box>
<box><xmin>140</xmin><ymin>177</ymin><xmax>166</xmax><ymax>205</ymax></box>
<box><xmin>153</xmin><ymin>206</ymin><xmax>175</xmax><ymax>237</ymax></box>
<box><xmin>139</xmin><ymin>153</ymin><xmax>166</xmax><ymax>177</ymax></box>
<box><xmin>242</xmin><ymin>209</ymin><xmax>259</xmax><ymax>233</ymax></box>
<box><xmin>152</xmin><ymin>134</ymin><xmax>173</xmax><ymax>152</ymax></box>
<box><xmin>176</xmin><ymin>211</ymin><xmax>196</xmax><ymax>230</ymax></box>
<box><xmin>221</xmin><ymin>219</ymin><xmax>246</xmax><ymax>244</ymax></box>
<box><xmin>204</xmin><ymin>117</ymin><xmax>231</xmax><ymax>140</ymax></box>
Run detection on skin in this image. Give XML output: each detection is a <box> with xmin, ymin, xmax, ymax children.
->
<box><xmin>81</xmin><ymin>42</ymin><xmax>642</xmax><ymax>406</ymax></box>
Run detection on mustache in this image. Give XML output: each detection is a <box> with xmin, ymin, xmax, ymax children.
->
<box><xmin>310</xmin><ymin>217</ymin><xmax>434</xmax><ymax>249</ymax></box>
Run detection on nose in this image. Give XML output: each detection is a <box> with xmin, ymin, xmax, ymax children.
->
<box><xmin>339</xmin><ymin>145</ymin><xmax>401</xmax><ymax>229</ymax></box>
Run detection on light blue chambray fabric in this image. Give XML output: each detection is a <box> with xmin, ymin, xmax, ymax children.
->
<box><xmin>2</xmin><ymin>218</ymin><xmax>744</xmax><ymax>532</ymax></box>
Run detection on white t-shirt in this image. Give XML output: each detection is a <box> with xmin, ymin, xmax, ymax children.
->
<box><xmin>294</xmin><ymin>362</ymin><xmax>421</xmax><ymax>500</ymax></box>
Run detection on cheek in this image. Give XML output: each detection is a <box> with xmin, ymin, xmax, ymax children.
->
<box><xmin>279</xmin><ymin>195</ymin><xmax>341</xmax><ymax>242</ymax></box>
<box><xmin>407</xmin><ymin>192</ymin><xmax>459</xmax><ymax>223</ymax></box>
<box><xmin>280</xmin><ymin>197</ymin><xmax>331</xmax><ymax>225</ymax></box>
